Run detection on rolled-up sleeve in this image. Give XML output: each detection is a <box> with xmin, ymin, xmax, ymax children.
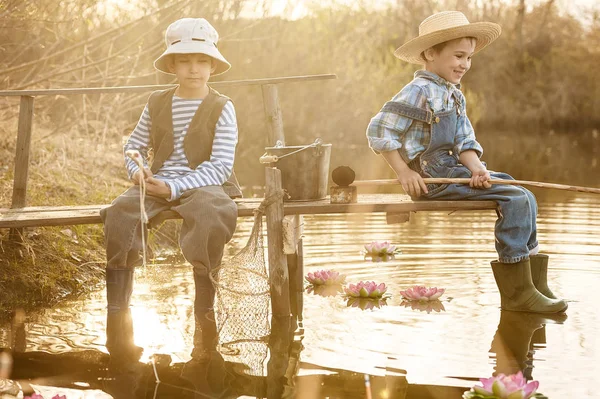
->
<box><xmin>454</xmin><ymin>102</ymin><xmax>483</xmax><ymax>158</ymax></box>
<box><xmin>366</xmin><ymin>85</ymin><xmax>425</xmax><ymax>154</ymax></box>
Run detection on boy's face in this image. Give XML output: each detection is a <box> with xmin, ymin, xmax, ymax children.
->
<box><xmin>168</xmin><ymin>53</ymin><xmax>217</xmax><ymax>90</ymax></box>
<box><xmin>424</xmin><ymin>37</ymin><xmax>476</xmax><ymax>84</ymax></box>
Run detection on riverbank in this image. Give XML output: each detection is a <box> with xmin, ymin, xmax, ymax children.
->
<box><xmin>0</xmin><ymin>127</ymin><xmax>129</xmax><ymax>319</ymax></box>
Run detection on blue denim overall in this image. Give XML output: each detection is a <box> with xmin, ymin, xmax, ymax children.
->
<box><xmin>384</xmin><ymin>102</ymin><xmax>539</xmax><ymax>264</ymax></box>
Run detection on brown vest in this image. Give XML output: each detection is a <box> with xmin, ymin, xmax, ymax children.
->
<box><xmin>147</xmin><ymin>86</ymin><xmax>242</xmax><ymax>198</ymax></box>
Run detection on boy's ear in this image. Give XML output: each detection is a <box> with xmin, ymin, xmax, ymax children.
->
<box><xmin>210</xmin><ymin>59</ymin><xmax>217</xmax><ymax>73</ymax></box>
<box><xmin>423</xmin><ymin>47</ymin><xmax>436</xmax><ymax>62</ymax></box>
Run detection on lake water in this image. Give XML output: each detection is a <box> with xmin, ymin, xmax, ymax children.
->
<box><xmin>1</xmin><ymin>193</ymin><xmax>599</xmax><ymax>398</ymax></box>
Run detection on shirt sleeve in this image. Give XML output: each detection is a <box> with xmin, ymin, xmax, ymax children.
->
<box><xmin>366</xmin><ymin>84</ymin><xmax>427</xmax><ymax>154</ymax></box>
<box><xmin>164</xmin><ymin>100</ymin><xmax>238</xmax><ymax>201</ymax></box>
<box><xmin>123</xmin><ymin>105</ymin><xmax>151</xmax><ymax>179</ymax></box>
<box><xmin>454</xmin><ymin>101</ymin><xmax>483</xmax><ymax>158</ymax></box>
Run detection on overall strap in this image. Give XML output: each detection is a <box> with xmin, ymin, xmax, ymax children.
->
<box><xmin>381</xmin><ymin>101</ymin><xmax>434</xmax><ymax>124</ymax></box>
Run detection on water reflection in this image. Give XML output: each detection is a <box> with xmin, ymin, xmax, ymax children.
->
<box><xmin>346</xmin><ymin>297</ymin><xmax>389</xmax><ymax>310</ymax></box>
<box><xmin>489</xmin><ymin>311</ymin><xmax>568</xmax><ymax>380</ymax></box>
<box><xmin>399</xmin><ymin>300</ymin><xmax>446</xmax><ymax>314</ymax></box>
<box><xmin>0</xmin><ymin>196</ymin><xmax>599</xmax><ymax>398</ymax></box>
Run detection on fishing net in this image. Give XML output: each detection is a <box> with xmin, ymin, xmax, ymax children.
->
<box><xmin>209</xmin><ymin>191</ymin><xmax>285</xmax><ymax>376</ymax></box>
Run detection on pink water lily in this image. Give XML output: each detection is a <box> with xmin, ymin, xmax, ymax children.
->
<box><xmin>363</xmin><ymin>241</ymin><xmax>400</xmax><ymax>262</ymax></box>
<box><xmin>24</xmin><ymin>394</ymin><xmax>66</xmax><ymax>399</ymax></box>
<box><xmin>400</xmin><ymin>300</ymin><xmax>446</xmax><ymax>313</ymax></box>
<box><xmin>364</xmin><ymin>241</ymin><xmax>399</xmax><ymax>255</ymax></box>
<box><xmin>400</xmin><ymin>286</ymin><xmax>445</xmax><ymax>302</ymax></box>
<box><xmin>305</xmin><ymin>270</ymin><xmax>346</xmax><ymax>286</ymax></box>
<box><xmin>347</xmin><ymin>297</ymin><xmax>388</xmax><ymax>310</ymax></box>
<box><xmin>463</xmin><ymin>371</ymin><xmax>541</xmax><ymax>399</ymax></box>
<box><xmin>344</xmin><ymin>281</ymin><xmax>388</xmax><ymax>299</ymax></box>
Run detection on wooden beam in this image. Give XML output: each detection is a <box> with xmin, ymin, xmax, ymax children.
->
<box><xmin>0</xmin><ymin>74</ymin><xmax>337</xmax><ymax>97</ymax></box>
<box><xmin>386</xmin><ymin>212</ymin><xmax>410</xmax><ymax>224</ymax></box>
<box><xmin>262</xmin><ymin>84</ymin><xmax>285</xmax><ymax>146</ymax></box>
<box><xmin>0</xmin><ymin>195</ymin><xmax>498</xmax><ymax>229</ymax></box>
<box><xmin>265</xmin><ymin>167</ymin><xmax>291</xmax><ymax>317</ymax></box>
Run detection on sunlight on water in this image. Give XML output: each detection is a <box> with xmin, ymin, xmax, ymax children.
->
<box><xmin>1</xmin><ymin>195</ymin><xmax>599</xmax><ymax>398</ymax></box>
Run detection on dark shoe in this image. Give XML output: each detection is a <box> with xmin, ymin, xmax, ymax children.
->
<box><xmin>106</xmin><ymin>268</ymin><xmax>134</xmax><ymax>314</ymax></box>
<box><xmin>530</xmin><ymin>254</ymin><xmax>558</xmax><ymax>299</ymax></box>
<box><xmin>491</xmin><ymin>259</ymin><xmax>568</xmax><ymax>314</ymax></box>
<box><xmin>106</xmin><ymin>309</ymin><xmax>143</xmax><ymax>364</ymax></box>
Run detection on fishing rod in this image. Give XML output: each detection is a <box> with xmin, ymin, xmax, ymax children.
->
<box><xmin>351</xmin><ymin>178</ymin><xmax>600</xmax><ymax>195</ymax></box>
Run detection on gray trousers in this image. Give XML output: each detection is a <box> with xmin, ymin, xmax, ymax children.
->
<box><xmin>100</xmin><ymin>185</ymin><xmax>238</xmax><ymax>276</ymax></box>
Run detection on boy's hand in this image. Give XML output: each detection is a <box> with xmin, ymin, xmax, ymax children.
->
<box><xmin>145</xmin><ymin>176</ymin><xmax>172</xmax><ymax>198</ymax></box>
<box><xmin>470</xmin><ymin>167</ymin><xmax>491</xmax><ymax>189</ymax></box>
<box><xmin>397</xmin><ymin>169</ymin><xmax>429</xmax><ymax>197</ymax></box>
<box><xmin>132</xmin><ymin>168</ymin><xmax>152</xmax><ymax>185</ymax></box>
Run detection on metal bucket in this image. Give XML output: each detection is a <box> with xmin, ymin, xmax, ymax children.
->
<box><xmin>265</xmin><ymin>142</ymin><xmax>332</xmax><ymax>201</ymax></box>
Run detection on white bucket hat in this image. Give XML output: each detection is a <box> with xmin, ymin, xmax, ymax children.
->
<box><xmin>394</xmin><ymin>11</ymin><xmax>501</xmax><ymax>65</ymax></box>
<box><xmin>154</xmin><ymin>18</ymin><xmax>231</xmax><ymax>76</ymax></box>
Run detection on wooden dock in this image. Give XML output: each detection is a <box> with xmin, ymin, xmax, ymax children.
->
<box><xmin>0</xmin><ymin>74</ymin><xmax>498</xmax><ymax>321</ymax></box>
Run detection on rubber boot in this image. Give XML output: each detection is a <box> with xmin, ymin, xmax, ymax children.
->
<box><xmin>190</xmin><ymin>269</ymin><xmax>218</xmax><ymax>362</ymax></box>
<box><xmin>530</xmin><ymin>254</ymin><xmax>558</xmax><ymax>299</ymax></box>
<box><xmin>105</xmin><ymin>268</ymin><xmax>142</xmax><ymax>364</ymax></box>
<box><xmin>106</xmin><ymin>268</ymin><xmax>134</xmax><ymax>315</ymax></box>
<box><xmin>106</xmin><ymin>309</ymin><xmax>143</xmax><ymax>364</ymax></box>
<box><xmin>491</xmin><ymin>259</ymin><xmax>568</xmax><ymax>314</ymax></box>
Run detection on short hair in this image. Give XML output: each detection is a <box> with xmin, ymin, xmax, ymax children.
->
<box><xmin>421</xmin><ymin>36</ymin><xmax>477</xmax><ymax>61</ymax></box>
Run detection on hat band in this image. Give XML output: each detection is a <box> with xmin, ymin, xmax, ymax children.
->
<box><xmin>170</xmin><ymin>38</ymin><xmax>217</xmax><ymax>47</ymax></box>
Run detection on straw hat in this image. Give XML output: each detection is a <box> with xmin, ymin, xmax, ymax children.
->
<box><xmin>154</xmin><ymin>18</ymin><xmax>231</xmax><ymax>76</ymax></box>
<box><xmin>394</xmin><ymin>11</ymin><xmax>501</xmax><ymax>65</ymax></box>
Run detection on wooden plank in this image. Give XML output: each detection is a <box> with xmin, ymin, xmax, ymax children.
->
<box><xmin>261</xmin><ymin>84</ymin><xmax>285</xmax><ymax>146</ymax></box>
<box><xmin>0</xmin><ymin>195</ymin><xmax>497</xmax><ymax>229</ymax></box>
<box><xmin>279</xmin><ymin>195</ymin><xmax>498</xmax><ymax>214</ymax></box>
<box><xmin>0</xmin><ymin>75</ymin><xmax>337</xmax><ymax>97</ymax></box>
<box><xmin>265</xmin><ymin>167</ymin><xmax>291</xmax><ymax>317</ymax></box>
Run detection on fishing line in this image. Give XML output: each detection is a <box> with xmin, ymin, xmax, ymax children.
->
<box><xmin>125</xmin><ymin>150</ymin><xmax>148</xmax><ymax>269</ymax></box>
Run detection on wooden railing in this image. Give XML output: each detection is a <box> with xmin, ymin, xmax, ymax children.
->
<box><xmin>0</xmin><ymin>74</ymin><xmax>337</xmax><ymax>214</ymax></box>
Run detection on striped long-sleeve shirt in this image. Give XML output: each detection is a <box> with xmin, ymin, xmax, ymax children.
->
<box><xmin>124</xmin><ymin>96</ymin><xmax>238</xmax><ymax>201</ymax></box>
<box><xmin>366</xmin><ymin>70</ymin><xmax>483</xmax><ymax>164</ymax></box>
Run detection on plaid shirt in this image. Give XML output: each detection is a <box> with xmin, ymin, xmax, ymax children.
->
<box><xmin>366</xmin><ymin>70</ymin><xmax>483</xmax><ymax>163</ymax></box>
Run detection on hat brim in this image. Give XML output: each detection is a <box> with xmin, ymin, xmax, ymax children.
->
<box><xmin>154</xmin><ymin>41</ymin><xmax>231</xmax><ymax>75</ymax></box>
<box><xmin>394</xmin><ymin>22</ymin><xmax>501</xmax><ymax>64</ymax></box>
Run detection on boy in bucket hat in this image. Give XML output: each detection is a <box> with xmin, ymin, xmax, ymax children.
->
<box><xmin>100</xmin><ymin>18</ymin><xmax>241</xmax><ymax>362</ymax></box>
<box><xmin>366</xmin><ymin>11</ymin><xmax>567</xmax><ymax>314</ymax></box>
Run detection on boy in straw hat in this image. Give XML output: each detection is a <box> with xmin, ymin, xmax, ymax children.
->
<box><xmin>366</xmin><ymin>11</ymin><xmax>567</xmax><ymax>314</ymax></box>
<box><xmin>100</xmin><ymin>18</ymin><xmax>242</xmax><ymax>362</ymax></box>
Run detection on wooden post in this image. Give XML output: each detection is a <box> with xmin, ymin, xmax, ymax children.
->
<box><xmin>261</xmin><ymin>84</ymin><xmax>285</xmax><ymax>146</ymax></box>
<box><xmin>10</xmin><ymin>95</ymin><xmax>34</xmax><ymax>240</ymax></box>
<box><xmin>295</xmin><ymin>238</ymin><xmax>304</xmax><ymax>322</ymax></box>
<box><xmin>265</xmin><ymin>167</ymin><xmax>291</xmax><ymax>317</ymax></box>
<box><xmin>267</xmin><ymin>316</ymin><xmax>294</xmax><ymax>398</ymax></box>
